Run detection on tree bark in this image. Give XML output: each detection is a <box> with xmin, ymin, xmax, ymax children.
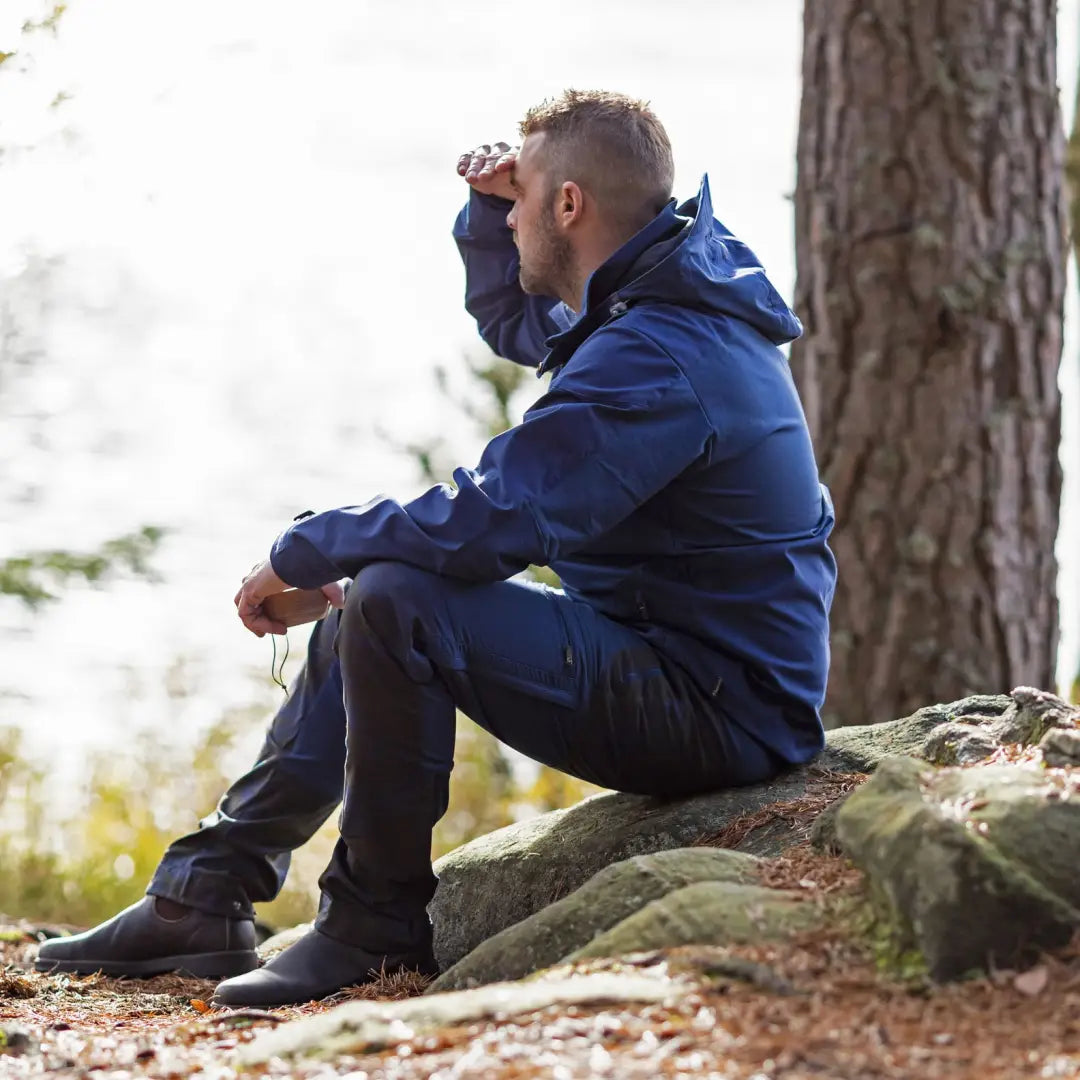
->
<box><xmin>1066</xmin><ymin>12</ymin><xmax>1080</xmax><ymax>702</ymax></box>
<box><xmin>791</xmin><ymin>0</ymin><xmax>1066</xmax><ymax>727</ymax></box>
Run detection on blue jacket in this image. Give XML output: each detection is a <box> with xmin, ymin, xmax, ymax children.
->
<box><xmin>271</xmin><ymin>177</ymin><xmax>836</xmax><ymax>764</ymax></box>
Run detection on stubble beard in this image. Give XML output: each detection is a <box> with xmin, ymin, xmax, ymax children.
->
<box><xmin>518</xmin><ymin>205</ymin><xmax>574</xmax><ymax>302</ymax></box>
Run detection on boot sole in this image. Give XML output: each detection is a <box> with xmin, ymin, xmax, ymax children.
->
<box><xmin>34</xmin><ymin>949</ymin><xmax>259</xmax><ymax>979</ymax></box>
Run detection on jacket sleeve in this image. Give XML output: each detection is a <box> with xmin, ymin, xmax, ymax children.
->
<box><xmin>453</xmin><ymin>188</ymin><xmax>566</xmax><ymax>367</ymax></box>
<box><xmin>269</xmin><ymin>326</ymin><xmax>714</xmax><ymax>588</ymax></box>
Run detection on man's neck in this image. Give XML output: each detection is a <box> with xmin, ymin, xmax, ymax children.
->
<box><xmin>565</xmin><ymin>226</ymin><xmax>640</xmax><ymax>313</ymax></box>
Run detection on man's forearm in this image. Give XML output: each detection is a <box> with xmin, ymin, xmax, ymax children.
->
<box><xmin>453</xmin><ymin>189</ymin><xmax>559</xmax><ymax>367</ymax></box>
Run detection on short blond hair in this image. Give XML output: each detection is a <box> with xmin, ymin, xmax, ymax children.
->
<box><xmin>520</xmin><ymin>89</ymin><xmax>674</xmax><ymax>231</ymax></box>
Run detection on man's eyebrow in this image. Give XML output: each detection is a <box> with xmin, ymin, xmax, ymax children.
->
<box><xmin>509</xmin><ymin>168</ymin><xmax>523</xmax><ymax>191</ymax></box>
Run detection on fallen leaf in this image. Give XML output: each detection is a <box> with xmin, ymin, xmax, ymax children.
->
<box><xmin>1014</xmin><ymin>966</ymin><xmax>1048</xmax><ymax>996</ymax></box>
<box><xmin>190</xmin><ymin>999</ymin><xmax>211</xmax><ymax>1014</ymax></box>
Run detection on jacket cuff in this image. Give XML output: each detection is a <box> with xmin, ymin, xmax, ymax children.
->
<box><xmin>453</xmin><ymin>188</ymin><xmax>515</xmax><ymax>242</ymax></box>
<box><xmin>270</xmin><ymin>528</ymin><xmax>343</xmax><ymax>590</ymax></box>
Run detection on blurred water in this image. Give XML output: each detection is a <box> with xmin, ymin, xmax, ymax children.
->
<box><xmin>0</xmin><ymin>0</ymin><xmax>1077</xmax><ymax>776</ymax></box>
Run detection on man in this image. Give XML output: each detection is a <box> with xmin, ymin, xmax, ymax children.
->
<box><xmin>36</xmin><ymin>90</ymin><xmax>835</xmax><ymax>1007</ymax></box>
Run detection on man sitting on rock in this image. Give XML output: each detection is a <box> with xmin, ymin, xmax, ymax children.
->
<box><xmin>36</xmin><ymin>89</ymin><xmax>836</xmax><ymax>1007</ymax></box>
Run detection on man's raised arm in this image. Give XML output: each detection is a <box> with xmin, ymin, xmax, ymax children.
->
<box><xmin>453</xmin><ymin>142</ymin><xmax>568</xmax><ymax>367</ymax></box>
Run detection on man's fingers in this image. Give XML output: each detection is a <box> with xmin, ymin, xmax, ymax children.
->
<box><xmin>238</xmin><ymin>607</ymin><xmax>266</xmax><ymax>637</ymax></box>
<box><xmin>464</xmin><ymin>142</ymin><xmax>516</xmax><ymax>181</ymax></box>
<box><xmin>459</xmin><ymin>141</ymin><xmax>517</xmax><ymax>199</ymax></box>
<box><xmin>490</xmin><ymin>149</ymin><xmax>517</xmax><ymax>173</ymax></box>
<box><xmin>464</xmin><ymin>144</ymin><xmax>491</xmax><ymax>178</ymax></box>
<box><xmin>238</xmin><ymin>604</ymin><xmax>286</xmax><ymax>638</ymax></box>
<box><xmin>457</xmin><ymin>149</ymin><xmax>478</xmax><ymax>176</ymax></box>
<box><xmin>236</xmin><ymin>583</ymin><xmax>269</xmax><ymax>629</ymax></box>
<box><xmin>477</xmin><ymin>143</ymin><xmax>515</xmax><ymax>174</ymax></box>
<box><xmin>233</xmin><ymin>557</ymin><xmax>288</xmax><ymax>637</ymax></box>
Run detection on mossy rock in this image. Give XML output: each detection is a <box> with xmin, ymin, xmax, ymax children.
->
<box><xmin>807</xmin><ymin>794</ymin><xmax>847</xmax><ymax>854</ymax></box>
<box><xmin>428</xmin><ymin>690</ymin><xmax>1054</xmax><ymax>970</ymax></box>
<box><xmin>430</xmin><ymin>848</ymin><xmax>758</xmax><ymax>993</ymax></box>
<box><xmin>835</xmin><ymin>755</ymin><xmax>1080</xmax><ymax>980</ymax></box>
<box><xmin>821</xmin><ymin>694</ymin><xmax>1010</xmax><ymax>772</ymax></box>
<box><xmin>919</xmin><ymin>723</ymin><xmax>1001</xmax><ymax>766</ymax></box>
<box><xmin>1041</xmin><ymin>727</ymin><xmax>1080</xmax><ymax>768</ymax></box>
<box><xmin>431</xmin><ymin>772</ymin><xmax>828</xmax><ymax>969</ymax></box>
<box><xmin>567</xmin><ymin>880</ymin><xmax>822</xmax><ymax>961</ymax></box>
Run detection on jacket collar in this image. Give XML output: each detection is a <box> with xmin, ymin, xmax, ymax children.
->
<box><xmin>537</xmin><ymin>176</ymin><xmax>712</xmax><ymax>375</ymax></box>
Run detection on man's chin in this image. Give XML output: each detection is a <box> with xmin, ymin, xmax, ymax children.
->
<box><xmin>518</xmin><ymin>272</ymin><xmax>550</xmax><ymax>297</ymax></box>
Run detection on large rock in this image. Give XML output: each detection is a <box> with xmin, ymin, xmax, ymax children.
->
<box><xmin>430</xmin><ymin>848</ymin><xmax>758</xmax><ymax>992</ymax></box>
<box><xmin>824</xmin><ymin>694</ymin><xmax>1011</xmax><ymax>770</ymax></box>
<box><xmin>1040</xmin><ymin>726</ymin><xmax>1080</xmax><ymax>768</ymax></box>
<box><xmin>919</xmin><ymin>687</ymin><xmax>1079</xmax><ymax>766</ymax></box>
<box><xmin>567</xmin><ymin>880</ymin><xmax>822</xmax><ymax>961</ymax></box>
<box><xmin>835</xmin><ymin>754</ymin><xmax>1080</xmax><ymax>980</ymax></box>
<box><xmin>431</xmin><ymin>770</ymin><xmax>825</xmax><ymax>969</ymax></box>
<box><xmin>430</xmin><ymin>692</ymin><xmax>1013</xmax><ymax>969</ymax></box>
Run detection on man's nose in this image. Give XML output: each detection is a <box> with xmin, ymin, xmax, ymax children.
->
<box><xmin>506</xmin><ymin>205</ymin><xmax>517</xmax><ymax>230</ymax></box>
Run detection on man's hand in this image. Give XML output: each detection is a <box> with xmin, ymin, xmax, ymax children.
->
<box><xmin>234</xmin><ymin>560</ymin><xmax>289</xmax><ymax>637</ymax></box>
<box><xmin>320</xmin><ymin>579</ymin><xmax>349</xmax><ymax>610</ymax></box>
<box><xmin>457</xmin><ymin>141</ymin><xmax>518</xmax><ymax>201</ymax></box>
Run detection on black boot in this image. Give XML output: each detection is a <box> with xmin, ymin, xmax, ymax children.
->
<box><xmin>211</xmin><ymin>927</ymin><xmax>437</xmax><ymax>1007</ymax></box>
<box><xmin>34</xmin><ymin>896</ymin><xmax>258</xmax><ymax>978</ymax></box>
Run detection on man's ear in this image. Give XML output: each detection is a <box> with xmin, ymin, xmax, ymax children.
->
<box><xmin>557</xmin><ymin>181</ymin><xmax>584</xmax><ymax>228</ymax></box>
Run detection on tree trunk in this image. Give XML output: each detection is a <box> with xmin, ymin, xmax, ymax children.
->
<box><xmin>791</xmin><ymin>0</ymin><xmax>1066</xmax><ymax>727</ymax></box>
<box><xmin>1066</xmin><ymin>14</ymin><xmax>1080</xmax><ymax>702</ymax></box>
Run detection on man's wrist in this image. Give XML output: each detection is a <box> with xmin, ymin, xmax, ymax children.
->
<box><xmin>269</xmin><ymin>527</ymin><xmax>342</xmax><ymax>591</ymax></box>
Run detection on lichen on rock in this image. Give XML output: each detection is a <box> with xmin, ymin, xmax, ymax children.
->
<box><xmin>1040</xmin><ymin>726</ymin><xmax>1080</xmax><ymax>768</ymax></box>
<box><xmin>430</xmin><ymin>847</ymin><xmax>758</xmax><ymax>993</ymax></box>
<box><xmin>428</xmin><ymin>687</ymin><xmax>1079</xmax><ymax>980</ymax></box>
<box><xmin>835</xmin><ymin>754</ymin><xmax>1080</xmax><ymax>980</ymax></box>
<box><xmin>566</xmin><ymin>880</ymin><xmax>823</xmax><ymax>962</ymax></box>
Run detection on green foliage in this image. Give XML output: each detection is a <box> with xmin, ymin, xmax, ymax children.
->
<box><xmin>20</xmin><ymin>3</ymin><xmax>67</xmax><ymax>35</ymax></box>
<box><xmin>0</xmin><ymin>526</ymin><xmax>166</xmax><ymax>608</ymax></box>
<box><xmin>0</xmin><ymin>708</ymin><xmax>248</xmax><ymax>927</ymax></box>
<box><xmin>0</xmin><ymin>694</ymin><xmax>600</xmax><ymax>929</ymax></box>
<box><xmin>848</xmin><ymin>889</ymin><xmax>930</xmax><ymax>985</ymax></box>
<box><xmin>458</xmin><ymin>354</ymin><xmax>529</xmax><ymax>438</ymax></box>
<box><xmin>0</xmin><ymin>691</ymin><xmax>340</xmax><ymax>929</ymax></box>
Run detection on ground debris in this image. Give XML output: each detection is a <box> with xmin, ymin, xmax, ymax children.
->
<box><xmin>757</xmin><ymin>844</ymin><xmax>865</xmax><ymax>895</ymax></box>
<box><xmin>0</xmin><ymin>862</ymin><xmax>1076</xmax><ymax>1078</ymax></box>
<box><xmin>321</xmin><ymin>964</ymin><xmax>434</xmax><ymax>1004</ymax></box>
<box><xmin>663</xmin><ymin>945</ymin><xmax>799</xmax><ymax>995</ymax></box>
<box><xmin>695</xmin><ymin>769</ymin><xmax>868</xmax><ymax>851</ymax></box>
<box><xmin>0</xmin><ymin>969</ymin><xmax>39</xmax><ymax>999</ymax></box>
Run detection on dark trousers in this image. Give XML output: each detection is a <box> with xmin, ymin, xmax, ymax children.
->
<box><xmin>149</xmin><ymin>563</ymin><xmax>781</xmax><ymax>953</ymax></box>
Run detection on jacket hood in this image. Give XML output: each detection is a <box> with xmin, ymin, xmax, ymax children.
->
<box><xmin>542</xmin><ymin>175</ymin><xmax>801</xmax><ymax>371</ymax></box>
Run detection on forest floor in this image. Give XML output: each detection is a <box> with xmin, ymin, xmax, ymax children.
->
<box><xmin>1</xmin><ymin>849</ymin><xmax>1079</xmax><ymax>1080</ymax></box>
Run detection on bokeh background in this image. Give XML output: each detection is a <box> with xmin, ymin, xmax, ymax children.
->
<box><xmin>2</xmin><ymin>0</ymin><xmax>1079</xmax><ymax>926</ymax></box>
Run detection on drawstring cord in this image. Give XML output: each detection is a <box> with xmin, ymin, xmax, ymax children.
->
<box><xmin>270</xmin><ymin>632</ymin><xmax>290</xmax><ymax>693</ymax></box>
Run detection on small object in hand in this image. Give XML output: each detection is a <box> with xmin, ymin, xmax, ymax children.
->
<box><xmin>262</xmin><ymin>589</ymin><xmax>331</xmax><ymax>627</ymax></box>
